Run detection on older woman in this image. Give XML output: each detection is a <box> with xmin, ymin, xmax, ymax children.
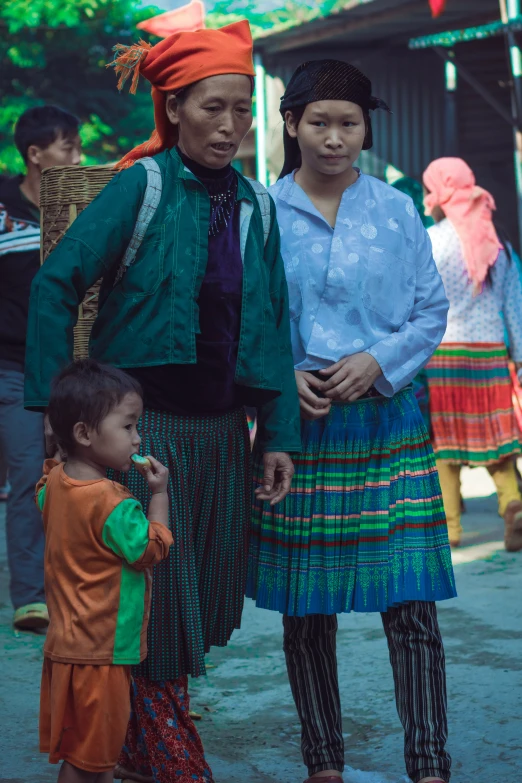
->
<box><xmin>247</xmin><ymin>60</ymin><xmax>456</xmax><ymax>783</ymax></box>
<box><xmin>24</xmin><ymin>21</ymin><xmax>300</xmax><ymax>783</ymax></box>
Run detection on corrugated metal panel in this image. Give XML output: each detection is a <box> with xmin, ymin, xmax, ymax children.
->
<box><xmin>367</xmin><ymin>48</ymin><xmax>446</xmax><ymax>179</ymax></box>
<box><xmin>452</xmin><ymin>36</ymin><xmax>518</xmax><ymax>247</ymax></box>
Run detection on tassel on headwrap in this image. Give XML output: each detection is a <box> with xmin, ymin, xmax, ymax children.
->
<box><xmin>108</xmin><ymin>40</ymin><xmax>152</xmax><ymax>95</ymax></box>
<box><xmin>108</xmin><ymin>21</ymin><xmax>255</xmax><ymax>169</ymax></box>
<box><xmin>108</xmin><ymin>39</ymin><xmax>170</xmax><ymax>169</ymax></box>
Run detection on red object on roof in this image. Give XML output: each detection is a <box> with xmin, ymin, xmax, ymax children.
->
<box><xmin>429</xmin><ymin>0</ymin><xmax>446</xmax><ymax>16</ymax></box>
<box><xmin>137</xmin><ymin>0</ymin><xmax>205</xmax><ymax>38</ymax></box>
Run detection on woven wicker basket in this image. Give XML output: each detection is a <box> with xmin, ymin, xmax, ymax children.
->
<box><xmin>40</xmin><ymin>165</ymin><xmax>116</xmax><ymax>358</ymax></box>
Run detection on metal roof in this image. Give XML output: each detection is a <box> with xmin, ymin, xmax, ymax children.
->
<box><xmin>255</xmin><ymin>0</ymin><xmax>501</xmax><ymax>53</ymax></box>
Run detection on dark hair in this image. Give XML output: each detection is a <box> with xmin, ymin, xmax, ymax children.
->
<box><xmin>173</xmin><ymin>86</ymin><xmax>190</xmax><ymax>105</ymax></box>
<box><xmin>494</xmin><ymin>220</ymin><xmax>513</xmax><ymax>264</ymax></box>
<box><xmin>48</xmin><ymin>359</ymin><xmax>142</xmax><ymax>453</ymax></box>
<box><xmin>14</xmin><ymin>105</ymin><xmax>80</xmax><ymax>163</ymax></box>
<box><xmin>279</xmin><ymin>105</ymin><xmax>372</xmax><ymax>180</ymax></box>
<box><xmin>482</xmin><ymin>218</ymin><xmax>513</xmax><ymax>288</ymax></box>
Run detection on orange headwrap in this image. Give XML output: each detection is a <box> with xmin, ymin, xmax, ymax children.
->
<box><xmin>108</xmin><ymin>21</ymin><xmax>255</xmax><ymax>169</ymax></box>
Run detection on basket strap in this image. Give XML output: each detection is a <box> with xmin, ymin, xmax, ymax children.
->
<box><xmin>114</xmin><ymin>157</ymin><xmax>163</xmax><ymax>284</ymax></box>
<box><xmin>246</xmin><ymin>178</ymin><xmax>271</xmax><ymax>247</ymax></box>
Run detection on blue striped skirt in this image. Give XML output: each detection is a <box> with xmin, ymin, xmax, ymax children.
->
<box><xmin>247</xmin><ymin>388</ymin><xmax>456</xmax><ymax>616</ymax></box>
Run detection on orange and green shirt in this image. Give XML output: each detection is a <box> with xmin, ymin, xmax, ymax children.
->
<box><xmin>36</xmin><ymin>459</ymin><xmax>173</xmax><ymax>665</ymax></box>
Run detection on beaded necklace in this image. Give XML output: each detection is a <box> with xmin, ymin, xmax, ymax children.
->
<box><xmin>207</xmin><ymin>181</ymin><xmax>236</xmax><ymax>236</ymax></box>
<box><xmin>177</xmin><ymin>148</ymin><xmax>237</xmax><ymax>237</ymax></box>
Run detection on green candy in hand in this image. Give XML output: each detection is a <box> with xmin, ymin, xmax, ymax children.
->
<box><xmin>131</xmin><ymin>454</ymin><xmax>151</xmax><ymax>469</ymax></box>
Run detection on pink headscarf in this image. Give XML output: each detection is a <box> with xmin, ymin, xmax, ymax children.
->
<box><xmin>423</xmin><ymin>157</ymin><xmax>502</xmax><ymax>290</ymax></box>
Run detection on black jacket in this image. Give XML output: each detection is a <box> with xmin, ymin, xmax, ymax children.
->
<box><xmin>0</xmin><ymin>175</ymin><xmax>40</xmax><ymax>372</ymax></box>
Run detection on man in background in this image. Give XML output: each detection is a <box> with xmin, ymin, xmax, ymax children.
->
<box><xmin>0</xmin><ymin>105</ymin><xmax>81</xmax><ymax>630</ymax></box>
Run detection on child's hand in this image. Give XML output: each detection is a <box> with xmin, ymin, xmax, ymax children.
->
<box><xmin>136</xmin><ymin>455</ymin><xmax>169</xmax><ymax>495</ymax></box>
<box><xmin>44</xmin><ymin>414</ymin><xmax>66</xmax><ymax>463</ymax></box>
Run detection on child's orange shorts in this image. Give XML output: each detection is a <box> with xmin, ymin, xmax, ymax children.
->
<box><xmin>39</xmin><ymin>657</ymin><xmax>131</xmax><ymax>772</ymax></box>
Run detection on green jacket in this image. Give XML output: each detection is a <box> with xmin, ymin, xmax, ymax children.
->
<box><xmin>25</xmin><ymin>148</ymin><xmax>301</xmax><ymax>453</ymax></box>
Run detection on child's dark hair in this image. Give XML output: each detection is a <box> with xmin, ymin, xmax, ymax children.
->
<box><xmin>14</xmin><ymin>105</ymin><xmax>80</xmax><ymax>163</ymax></box>
<box><xmin>48</xmin><ymin>359</ymin><xmax>142</xmax><ymax>453</ymax></box>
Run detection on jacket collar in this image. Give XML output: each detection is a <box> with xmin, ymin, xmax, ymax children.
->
<box><xmin>277</xmin><ymin>168</ymin><xmax>364</xmax><ymax>217</ymax></box>
<box><xmin>0</xmin><ymin>174</ymin><xmax>40</xmax><ymax>223</ymax></box>
<box><xmin>166</xmin><ymin>147</ymin><xmax>254</xmax><ymax>203</ymax></box>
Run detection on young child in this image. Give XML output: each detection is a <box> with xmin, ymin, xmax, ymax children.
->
<box><xmin>36</xmin><ymin>359</ymin><xmax>173</xmax><ymax>783</ymax></box>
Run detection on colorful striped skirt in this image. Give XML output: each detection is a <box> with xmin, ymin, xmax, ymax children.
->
<box><xmin>246</xmin><ymin>388</ymin><xmax>456</xmax><ymax>616</ymax></box>
<box><xmin>114</xmin><ymin>407</ymin><xmax>251</xmax><ymax>681</ymax></box>
<box><xmin>425</xmin><ymin>343</ymin><xmax>521</xmax><ymax>465</ymax></box>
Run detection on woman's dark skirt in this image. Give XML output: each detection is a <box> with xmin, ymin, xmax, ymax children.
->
<box><xmin>116</xmin><ymin>406</ymin><xmax>252</xmax><ymax>681</ymax></box>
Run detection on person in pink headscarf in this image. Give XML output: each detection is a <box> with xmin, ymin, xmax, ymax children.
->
<box><xmin>423</xmin><ymin>157</ymin><xmax>522</xmax><ymax>551</ymax></box>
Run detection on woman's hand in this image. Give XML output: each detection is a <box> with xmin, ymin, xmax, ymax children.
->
<box><xmin>255</xmin><ymin>451</ymin><xmax>294</xmax><ymax>506</ymax></box>
<box><xmin>319</xmin><ymin>353</ymin><xmax>382</xmax><ymax>402</ymax></box>
<box><xmin>295</xmin><ymin>371</ymin><xmax>332</xmax><ymax>420</ymax></box>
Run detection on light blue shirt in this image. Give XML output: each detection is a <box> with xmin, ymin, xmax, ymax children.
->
<box><xmin>270</xmin><ymin>171</ymin><xmax>449</xmax><ymax>397</ymax></box>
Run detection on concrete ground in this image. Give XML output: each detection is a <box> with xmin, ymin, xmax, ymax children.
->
<box><xmin>0</xmin><ymin>466</ymin><xmax>521</xmax><ymax>783</ymax></box>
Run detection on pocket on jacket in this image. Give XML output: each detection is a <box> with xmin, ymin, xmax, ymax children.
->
<box><xmin>361</xmin><ymin>246</ymin><xmax>416</xmax><ymax>326</ymax></box>
<box><xmin>120</xmin><ymin>224</ymin><xmax>165</xmax><ymax>299</ymax></box>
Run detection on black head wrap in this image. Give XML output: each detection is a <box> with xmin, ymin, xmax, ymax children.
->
<box><xmin>279</xmin><ymin>59</ymin><xmax>390</xmax><ymax>179</ymax></box>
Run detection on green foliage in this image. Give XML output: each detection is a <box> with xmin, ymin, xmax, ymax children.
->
<box><xmin>207</xmin><ymin>0</ymin><xmax>344</xmax><ymax>37</ymax></box>
<box><xmin>0</xmin><ymin>0</ymin><xmax>344</xmax><ymax>174</ymax></box>
<box><xmin>0</xmin><ymin>0</ymin><xmax>161</xmax><ymax>174</ymax></box>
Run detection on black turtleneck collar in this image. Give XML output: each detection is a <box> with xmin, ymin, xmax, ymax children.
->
<box><xmin>176</xmin><ymin>147</ymin><xmax>237</xmax><ymax>236</ymax></box>
<box><xmin>176</xmin><ymin>146</ymin><xmax>232</xmax><ymax>182</ymax></box>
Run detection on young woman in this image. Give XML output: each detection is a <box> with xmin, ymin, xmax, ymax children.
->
<box><xmin>247</xmin><ymin>60</ymin><xmax>456</xmax><ymax>783</ymax></box>
<box><xmin>24</xmin><ymin>22</ymin><xmax>300</xmax><ymax>783</ymax></box>
<box><xmin>423</xmin><ymin>157</ymin><xmax>522</xmax><ymax>550</ymax></box>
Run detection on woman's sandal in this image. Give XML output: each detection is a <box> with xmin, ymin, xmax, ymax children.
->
<box><xmin>13</xmin><ymin>602</ymin><xmax>49</xmax><ymax>631</ymax></box>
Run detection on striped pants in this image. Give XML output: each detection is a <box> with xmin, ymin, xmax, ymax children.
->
<box><xmin>283</xmin><ymin>602</ymin><xmax>451</xmax><ymax>783</ymax></box>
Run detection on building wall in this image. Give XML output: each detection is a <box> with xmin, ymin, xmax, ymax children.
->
<box><xmin>452</xmin><ymin>36</ymin><xmax>518</xmax><ymax>248</ymax></box>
